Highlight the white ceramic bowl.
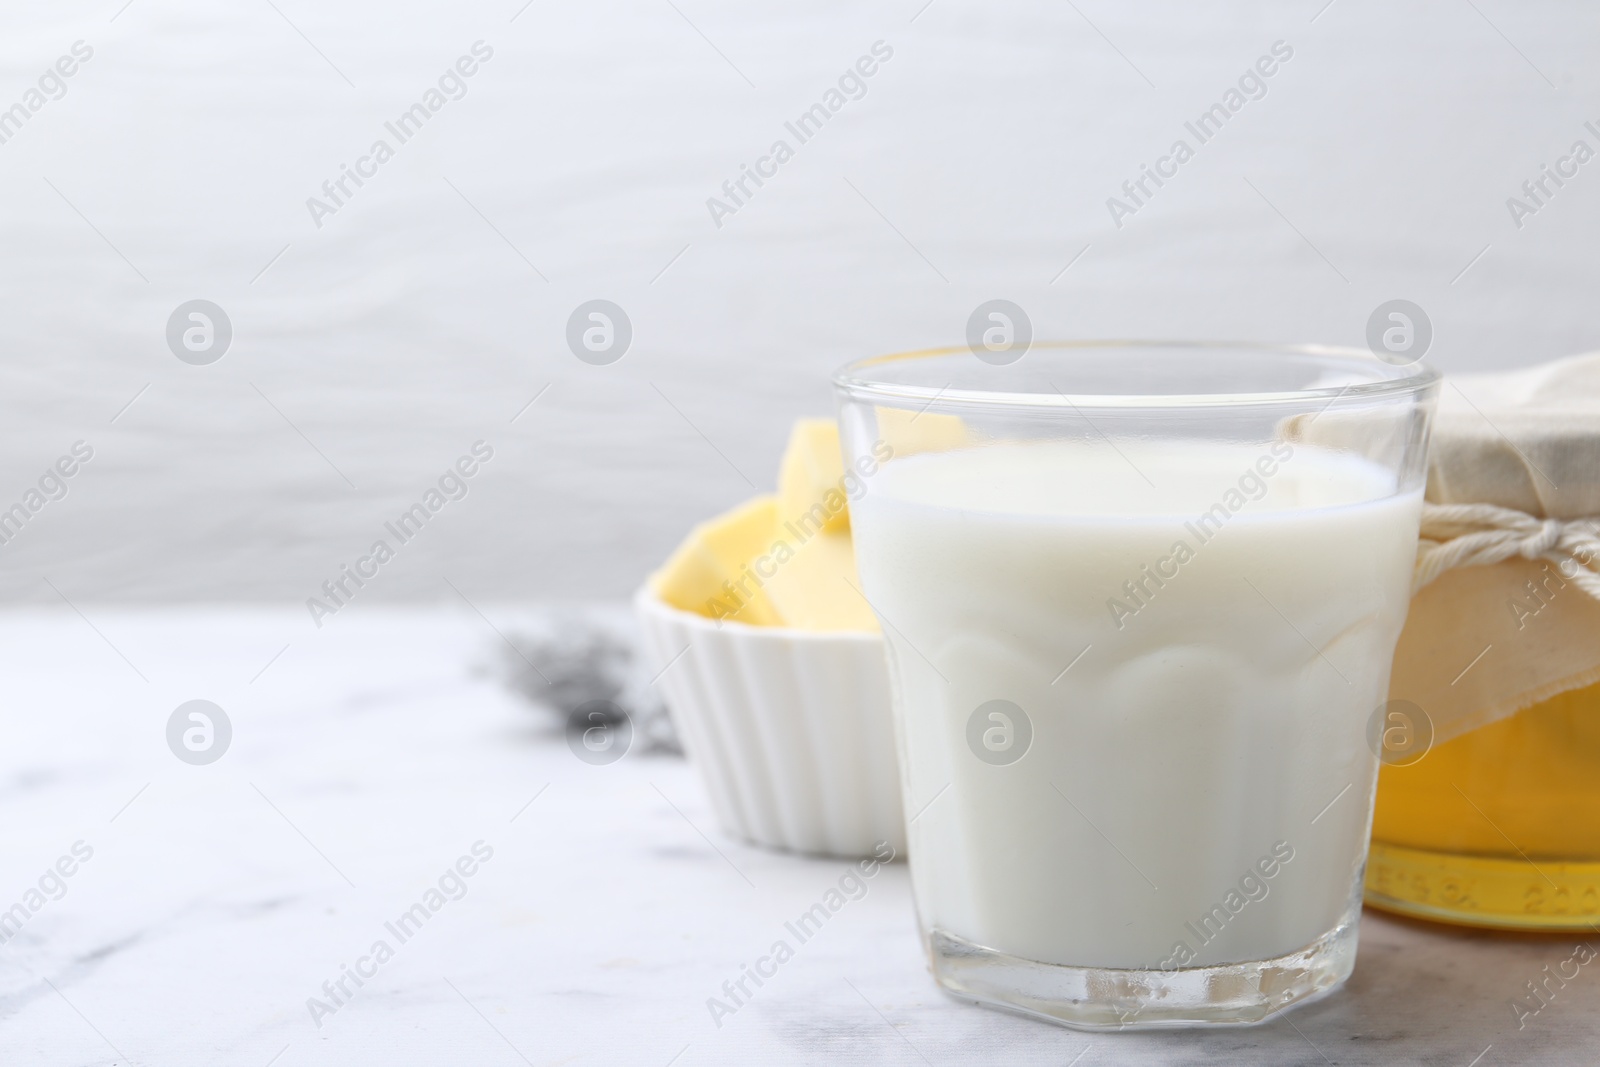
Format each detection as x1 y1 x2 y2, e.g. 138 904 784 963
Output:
634 588 904 858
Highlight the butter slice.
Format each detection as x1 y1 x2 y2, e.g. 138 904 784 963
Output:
779 418 851 534
649 418 883 633
650 495 784 627
764 527 879 632
874 405 970 458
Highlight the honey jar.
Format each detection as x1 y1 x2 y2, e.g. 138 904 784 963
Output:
1363 353 1600 930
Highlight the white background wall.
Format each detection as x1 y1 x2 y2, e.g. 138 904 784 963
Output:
1 0 1596 606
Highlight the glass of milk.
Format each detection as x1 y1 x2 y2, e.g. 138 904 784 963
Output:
834 342 1439 1029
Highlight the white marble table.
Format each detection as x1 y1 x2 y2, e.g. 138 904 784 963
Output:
1 609 1594 1066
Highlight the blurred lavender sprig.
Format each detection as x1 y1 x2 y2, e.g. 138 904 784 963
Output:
499 610 681 755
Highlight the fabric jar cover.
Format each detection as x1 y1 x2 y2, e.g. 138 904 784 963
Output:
1389 352 1600 744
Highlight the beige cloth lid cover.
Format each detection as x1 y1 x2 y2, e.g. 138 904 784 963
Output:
1391 352 1600 744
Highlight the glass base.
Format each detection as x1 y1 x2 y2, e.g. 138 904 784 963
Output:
1366 840 1600 930
927 912 1358 1031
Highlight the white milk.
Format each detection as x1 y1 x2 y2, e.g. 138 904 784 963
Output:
851 439 1421 971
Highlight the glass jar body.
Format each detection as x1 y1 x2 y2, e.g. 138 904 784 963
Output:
1368 679 1600 929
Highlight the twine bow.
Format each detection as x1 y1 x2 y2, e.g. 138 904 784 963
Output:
1413 502 1600 599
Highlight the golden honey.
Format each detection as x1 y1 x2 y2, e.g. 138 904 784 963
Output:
1366 679 1600 929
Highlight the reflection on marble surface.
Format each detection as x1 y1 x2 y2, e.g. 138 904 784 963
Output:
0 609 1594 1066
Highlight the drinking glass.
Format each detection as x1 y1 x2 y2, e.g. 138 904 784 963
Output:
833 342 1439 1029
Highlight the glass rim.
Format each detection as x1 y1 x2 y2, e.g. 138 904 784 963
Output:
831 340 1441 410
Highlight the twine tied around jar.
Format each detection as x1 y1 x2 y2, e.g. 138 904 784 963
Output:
1413 502 1600 599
